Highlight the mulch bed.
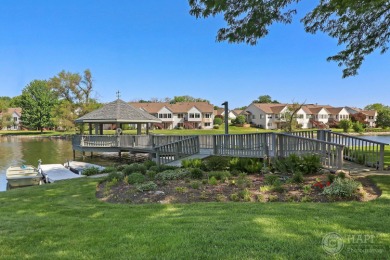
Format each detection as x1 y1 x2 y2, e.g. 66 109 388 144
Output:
96 174 381 204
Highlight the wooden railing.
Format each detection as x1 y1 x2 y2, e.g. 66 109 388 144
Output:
154 136 200 165
277 133 344 170
151 135 192 147
213 133 270 158
319 130 388 170
73 135 153 148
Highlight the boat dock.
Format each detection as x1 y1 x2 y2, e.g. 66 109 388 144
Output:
40 164 85 183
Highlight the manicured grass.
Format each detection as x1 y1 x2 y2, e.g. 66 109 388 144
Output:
0 176 389 259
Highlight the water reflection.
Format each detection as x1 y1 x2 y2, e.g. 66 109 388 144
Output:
0 136 141 192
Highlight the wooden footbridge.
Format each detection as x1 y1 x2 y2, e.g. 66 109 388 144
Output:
72 130 388 171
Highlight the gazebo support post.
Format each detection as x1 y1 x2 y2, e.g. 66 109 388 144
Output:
73 150 76 160
118 151 122 159
90 152 93 158
99 124 103 135
146 123 149 135
94 123 99 135
82 151 85 160
137 123 141 135
89 123 92 135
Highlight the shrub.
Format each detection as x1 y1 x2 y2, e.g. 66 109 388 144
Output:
237 173 251 188
268 195 279 202
272 181 285 193
190 168 204 179
353 122 364 133
272 154 321 175
327 174 336 183
208 171 231 180
337 171 347 179
190 181 200 189
230 169 242 176
322 178 361 197
146 170 157 180
127 172 145 184
216 194 227 202
203 156 230 171
155 169 190 181
339 119 352 133
257 194 266 202
122 163 147 176
229 157 262 173
301 154 321 174
264 174 279 185
82 167 101 176
213 117 223 125
175 186 188 193
135 181 157 192
303 185 312 194
213 125 220 129
143 160 157 169
149 165 178 173
100 166 117 174
230 193 240 202
239 188 252 202
105 172 124 182
259 185 272 192
182 158 203 169
292 172 304 184
209 176 218 185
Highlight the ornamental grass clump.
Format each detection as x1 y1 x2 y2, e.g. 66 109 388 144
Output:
322 178 361 197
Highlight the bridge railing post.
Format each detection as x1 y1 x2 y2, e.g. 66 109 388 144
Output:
379 144 385 171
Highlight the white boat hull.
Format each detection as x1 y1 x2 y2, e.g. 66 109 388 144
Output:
6 165 43 188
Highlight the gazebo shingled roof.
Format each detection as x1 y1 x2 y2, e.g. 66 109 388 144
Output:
74 99 161 123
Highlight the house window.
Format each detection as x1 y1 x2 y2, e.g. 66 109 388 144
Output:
275 114 279 119
189 113 194 118
178 113 184 118
14 117 18 122
369 116 374 119
267 115 272 119
204 123 211 127
204 113 211 118
267 122 272 127
159 113 172 118
297 114 304 119
195 113 200 118
252 115 255 119
259 114 263 119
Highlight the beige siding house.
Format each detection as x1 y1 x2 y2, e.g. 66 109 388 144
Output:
130 102 215 129
0 108 22 130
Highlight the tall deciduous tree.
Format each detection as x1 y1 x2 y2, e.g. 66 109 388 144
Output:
189 0 390 77
376 110 390 128
20 80 56 132
364 103 389 112
253 95 280 104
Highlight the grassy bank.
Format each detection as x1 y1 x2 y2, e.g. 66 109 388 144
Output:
0 176 389 259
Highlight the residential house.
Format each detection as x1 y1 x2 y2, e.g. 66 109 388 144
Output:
245 103 289 129
345 107 377 127
130 102 215 129
0 108 22 130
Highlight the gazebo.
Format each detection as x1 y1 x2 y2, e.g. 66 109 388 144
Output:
74 99 161 135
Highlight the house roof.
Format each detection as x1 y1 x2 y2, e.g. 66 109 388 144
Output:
361 110 377 116
232 109 243 116
214 108 225 116
251 103 288 114
130 102 214 113
325 107 344 115
0 107 22 117
74 99 161 123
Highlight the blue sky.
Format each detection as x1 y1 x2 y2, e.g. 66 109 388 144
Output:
1 1 389 109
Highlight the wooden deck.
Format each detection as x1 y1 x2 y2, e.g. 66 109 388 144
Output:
72 130 389 170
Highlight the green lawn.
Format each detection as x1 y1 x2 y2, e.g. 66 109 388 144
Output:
0 176 389 259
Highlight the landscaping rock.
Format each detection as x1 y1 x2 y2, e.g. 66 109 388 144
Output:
154 191 165 196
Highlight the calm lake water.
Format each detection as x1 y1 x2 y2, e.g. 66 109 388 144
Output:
0 136 129 192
